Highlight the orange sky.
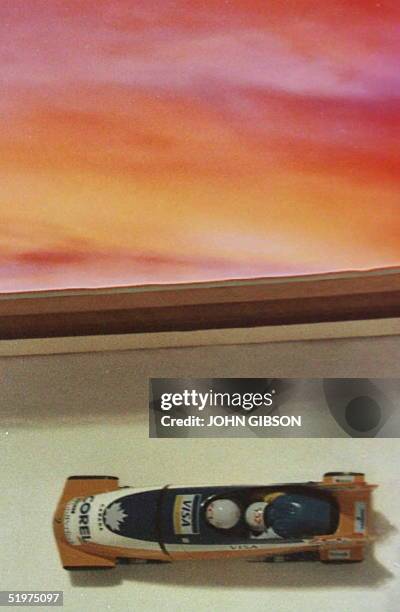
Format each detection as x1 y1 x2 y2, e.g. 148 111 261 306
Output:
1 1 400 292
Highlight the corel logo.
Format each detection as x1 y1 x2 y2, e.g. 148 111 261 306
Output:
78 496 94 542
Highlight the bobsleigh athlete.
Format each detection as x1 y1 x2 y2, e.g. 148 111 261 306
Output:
245 492 286 537
205 498 242 530
205 492 285 536
206 491 337 541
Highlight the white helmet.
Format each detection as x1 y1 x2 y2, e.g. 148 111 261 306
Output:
245 501 268 532
205 499 241 530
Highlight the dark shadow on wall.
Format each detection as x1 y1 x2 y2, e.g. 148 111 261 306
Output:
1 344 400 433
2 337 400 430
70 511 394 590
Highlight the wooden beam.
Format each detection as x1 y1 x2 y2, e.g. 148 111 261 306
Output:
0 269 399 340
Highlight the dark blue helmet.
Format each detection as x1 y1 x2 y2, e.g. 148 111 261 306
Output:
266 494 339 539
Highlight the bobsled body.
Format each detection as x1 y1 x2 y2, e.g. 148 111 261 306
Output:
53 473 376 569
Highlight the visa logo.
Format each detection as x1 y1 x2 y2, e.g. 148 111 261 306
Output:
181 500 193 527
174 495 200 535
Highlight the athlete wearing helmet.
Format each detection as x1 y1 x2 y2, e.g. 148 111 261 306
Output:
205 498 241 530
245 491 286 535
245 501 269 533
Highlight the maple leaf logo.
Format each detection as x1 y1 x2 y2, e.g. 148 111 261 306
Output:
104 502 128 532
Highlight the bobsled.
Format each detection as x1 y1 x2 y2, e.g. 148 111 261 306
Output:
53 472 376 570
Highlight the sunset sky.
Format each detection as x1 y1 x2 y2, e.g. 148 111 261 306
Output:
1 1 400 292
